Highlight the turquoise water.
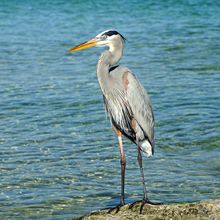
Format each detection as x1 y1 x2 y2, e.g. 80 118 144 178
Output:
1 0 220 219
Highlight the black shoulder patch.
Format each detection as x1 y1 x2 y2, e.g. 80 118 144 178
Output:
109 65 119 72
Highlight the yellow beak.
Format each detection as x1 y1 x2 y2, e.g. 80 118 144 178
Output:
68 38 99 52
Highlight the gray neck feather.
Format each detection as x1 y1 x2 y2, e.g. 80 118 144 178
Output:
96 39 123 96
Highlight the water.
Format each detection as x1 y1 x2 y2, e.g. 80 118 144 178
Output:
1 0 220 219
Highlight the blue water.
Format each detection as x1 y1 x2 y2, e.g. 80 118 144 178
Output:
1 0 220 219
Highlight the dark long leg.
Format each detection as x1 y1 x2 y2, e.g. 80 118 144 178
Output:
137 146 148 202
108 127 126 213
118 135 126 206
129 145 161 213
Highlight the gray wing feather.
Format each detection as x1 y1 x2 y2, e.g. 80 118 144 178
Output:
107 66 154 146
126 69 154 145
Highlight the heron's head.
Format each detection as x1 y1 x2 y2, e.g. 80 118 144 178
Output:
68 30 125 53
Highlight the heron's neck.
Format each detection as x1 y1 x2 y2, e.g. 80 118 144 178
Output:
96 43 123 95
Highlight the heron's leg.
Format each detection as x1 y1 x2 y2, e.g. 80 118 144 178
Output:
129 146 162 213
118 134 126 206
137 146 149 201
108 126 126 213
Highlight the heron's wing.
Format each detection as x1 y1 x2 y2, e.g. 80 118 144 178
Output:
106 66 154 149
120 67 154 146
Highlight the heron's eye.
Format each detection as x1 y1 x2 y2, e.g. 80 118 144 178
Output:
100 35 107 40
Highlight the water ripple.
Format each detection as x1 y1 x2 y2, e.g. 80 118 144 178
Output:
1 0 220 219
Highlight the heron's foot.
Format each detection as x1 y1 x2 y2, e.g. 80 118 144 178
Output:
129 198 162 214
108 203 125 214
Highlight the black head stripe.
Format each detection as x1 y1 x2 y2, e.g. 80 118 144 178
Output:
104 30 119 36
102 30 126 41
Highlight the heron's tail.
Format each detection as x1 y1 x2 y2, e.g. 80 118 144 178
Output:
140 140 154 157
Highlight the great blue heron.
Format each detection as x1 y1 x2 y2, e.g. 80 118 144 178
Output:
68 30 158 213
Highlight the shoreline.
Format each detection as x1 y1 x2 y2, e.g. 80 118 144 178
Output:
77 199 220 220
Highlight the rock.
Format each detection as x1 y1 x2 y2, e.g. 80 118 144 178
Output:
77 199 220 220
